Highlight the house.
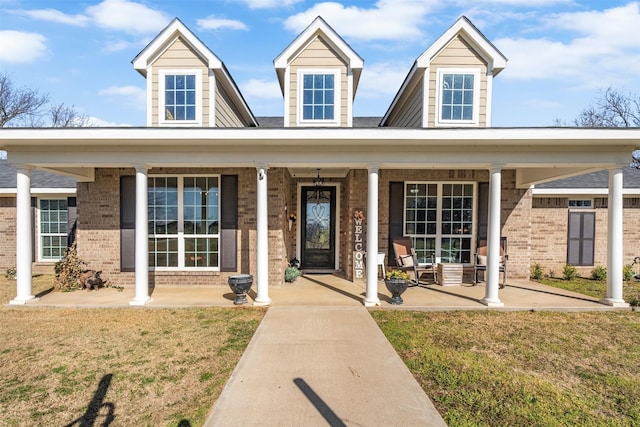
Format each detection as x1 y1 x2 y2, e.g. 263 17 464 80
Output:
1 16 638 307
0 159 76 275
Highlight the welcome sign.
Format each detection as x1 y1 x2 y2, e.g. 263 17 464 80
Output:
353 209 365 281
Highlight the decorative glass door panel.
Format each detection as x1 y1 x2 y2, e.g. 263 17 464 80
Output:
301 186 336 269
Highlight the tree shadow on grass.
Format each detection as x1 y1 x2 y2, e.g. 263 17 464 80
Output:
65 374 115 427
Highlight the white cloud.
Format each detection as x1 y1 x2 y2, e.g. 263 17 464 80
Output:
197 16 249 31
86 0 169 34
284 0 440 42
240 78 282 99
232 0 302 8
98 85 146 111
357 61 411 98
11 8 90 26
88 116 132 127
496 3 640 89
0 30 47 64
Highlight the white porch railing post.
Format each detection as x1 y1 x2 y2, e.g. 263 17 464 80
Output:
482 165 504 307
254 165 271 306
364 165 381 306
602 166 629 307
11 166 35 305
130 164 151 306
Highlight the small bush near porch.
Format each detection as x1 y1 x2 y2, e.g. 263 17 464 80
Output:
372 310 640 426
0 276 264 426
535 275 640 306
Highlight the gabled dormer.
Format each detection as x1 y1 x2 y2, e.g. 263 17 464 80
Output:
382 16 507 128
132 18 256 128
274 16 364 127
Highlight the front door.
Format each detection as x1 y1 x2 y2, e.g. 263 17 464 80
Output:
300 186 336 269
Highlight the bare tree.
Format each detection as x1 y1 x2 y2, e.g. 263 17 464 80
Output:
575 87 640 128
0 72 49 127
49 103 92 127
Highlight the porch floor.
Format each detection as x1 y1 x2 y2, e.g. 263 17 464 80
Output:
12 275 629 311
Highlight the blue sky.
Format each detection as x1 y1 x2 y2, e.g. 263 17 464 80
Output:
1 0 639 127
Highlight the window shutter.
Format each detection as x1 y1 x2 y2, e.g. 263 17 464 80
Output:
477 182 489 240
67 197 77 247
31 197 36 263
120 176 136 272
388 182 404 266
220 175 238 272
567 212 595 266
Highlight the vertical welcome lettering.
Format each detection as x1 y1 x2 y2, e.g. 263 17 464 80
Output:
353 209 365 281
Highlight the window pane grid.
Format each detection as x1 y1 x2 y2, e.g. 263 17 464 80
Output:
165 74 196 121
404 183 475 264
148 176 220 269
441 73 474 121
39 199 68 261
302 73 335 120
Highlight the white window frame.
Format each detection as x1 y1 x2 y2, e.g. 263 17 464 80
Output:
37 198 68 262
148 174 220 271
403 182 477 265
158 69 203 127
568 199 593 209
297 68 341 127
435 68 481 127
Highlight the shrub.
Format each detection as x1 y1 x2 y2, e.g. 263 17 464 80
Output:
562 264 578 281
530 263 544 280
54 242 85 292
284 266 301 283
623 264 634 282
5 267 16 280
590 265 607 281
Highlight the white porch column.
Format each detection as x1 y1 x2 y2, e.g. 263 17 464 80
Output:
10 167 35 305
130 165 151 306
254 165 271 306
364 165 381 306
601 166 629 307
482 165 504 307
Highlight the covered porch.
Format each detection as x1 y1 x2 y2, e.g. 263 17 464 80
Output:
2 127 637 308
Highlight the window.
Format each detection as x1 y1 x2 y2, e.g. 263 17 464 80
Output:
567 212 595 266
568 199 593 208
298 69 340 125
39 199 68 261
148 176 220 269
158 69 202 125
437 69 480 125
404 182 475 264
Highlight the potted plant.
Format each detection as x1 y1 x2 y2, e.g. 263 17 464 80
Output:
384 269 410 305
284 265 301 283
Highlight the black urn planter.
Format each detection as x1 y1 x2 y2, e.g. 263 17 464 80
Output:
384 279 409 305
228 274 253 305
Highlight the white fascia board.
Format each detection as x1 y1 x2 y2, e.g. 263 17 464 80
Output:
416 16 507 75
0 188 76 196
3 127 639 147
132 18 222 72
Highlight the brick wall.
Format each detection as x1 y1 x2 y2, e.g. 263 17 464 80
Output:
531 196 640 277
0 197 16 272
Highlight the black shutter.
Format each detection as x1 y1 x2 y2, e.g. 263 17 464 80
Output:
120 176 136 272
31 197 37 262
388 182 405 266
567 212 595 266
220 175 238 271
67 197 77 247
477 182 489 240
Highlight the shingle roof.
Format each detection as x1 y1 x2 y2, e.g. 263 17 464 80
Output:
536 168 640 189
0 160 76 189
255 116 382 128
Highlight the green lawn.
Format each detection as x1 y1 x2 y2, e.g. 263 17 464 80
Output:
537 276 640 306
372 310 640 427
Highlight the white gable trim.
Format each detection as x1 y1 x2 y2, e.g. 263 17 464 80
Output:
133 18 222 73
416 16 507 75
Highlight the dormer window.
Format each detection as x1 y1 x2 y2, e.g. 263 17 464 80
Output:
158 69 202 125
298 69 340 126
436 68 480 126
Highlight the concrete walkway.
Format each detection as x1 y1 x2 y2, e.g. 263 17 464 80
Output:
204 306 447 426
